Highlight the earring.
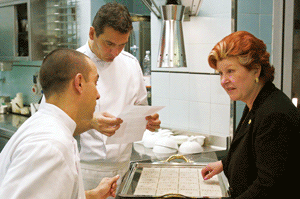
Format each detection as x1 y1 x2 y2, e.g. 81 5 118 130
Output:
255 77 259 83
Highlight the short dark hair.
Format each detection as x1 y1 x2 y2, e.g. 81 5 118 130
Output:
39 48 91 98
92 2 133 37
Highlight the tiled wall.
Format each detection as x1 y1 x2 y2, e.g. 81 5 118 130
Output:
0 65 41 105
151 0 232 136
151 0 273 135
235 0 273 126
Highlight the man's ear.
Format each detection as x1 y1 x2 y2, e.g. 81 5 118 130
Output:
89 26 95 40
74 73 84 94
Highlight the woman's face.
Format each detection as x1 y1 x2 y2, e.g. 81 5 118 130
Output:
216 56 260 104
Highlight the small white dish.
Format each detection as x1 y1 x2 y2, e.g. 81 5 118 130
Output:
172 135 189 144
153 145 177 154
154 136 178 150
179 137 203 155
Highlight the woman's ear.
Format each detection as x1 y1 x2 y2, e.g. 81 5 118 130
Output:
74 73 84 94
254 64 261 77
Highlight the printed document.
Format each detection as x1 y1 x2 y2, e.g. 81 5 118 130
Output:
106 105 164 144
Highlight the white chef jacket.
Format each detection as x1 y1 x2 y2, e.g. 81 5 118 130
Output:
0 103 85 199
77 42 147 165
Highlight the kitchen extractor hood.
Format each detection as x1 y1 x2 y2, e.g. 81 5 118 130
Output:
158 2 186 68
141 0 203 19
141 0 203 68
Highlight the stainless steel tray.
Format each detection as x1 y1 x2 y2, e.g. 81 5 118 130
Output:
117 155 229 198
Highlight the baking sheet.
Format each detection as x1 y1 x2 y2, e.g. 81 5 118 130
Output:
117 162 229 198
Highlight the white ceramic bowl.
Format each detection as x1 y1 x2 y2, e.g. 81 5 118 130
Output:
154 136 178 150
153 145 177 154
195 135 205 146
179 140 203 154
143 131 160 148
172 135 189 144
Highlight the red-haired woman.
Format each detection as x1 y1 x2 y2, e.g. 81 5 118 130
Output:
201 31 299 198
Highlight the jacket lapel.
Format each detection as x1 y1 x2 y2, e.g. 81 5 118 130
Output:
230 82 276 147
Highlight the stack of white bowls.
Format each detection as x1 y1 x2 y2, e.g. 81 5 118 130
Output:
141 129 206 156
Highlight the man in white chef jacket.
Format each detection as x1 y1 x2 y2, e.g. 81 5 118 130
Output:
0 49 119 199
77 2 161 192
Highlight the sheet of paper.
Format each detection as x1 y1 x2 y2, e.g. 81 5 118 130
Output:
106 105 165 144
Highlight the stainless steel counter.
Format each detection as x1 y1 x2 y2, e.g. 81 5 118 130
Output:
0 113 29 152
0 113 29 134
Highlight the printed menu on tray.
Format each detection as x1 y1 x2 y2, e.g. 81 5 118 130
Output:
134 167 222 197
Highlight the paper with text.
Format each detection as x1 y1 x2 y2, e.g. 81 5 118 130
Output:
106 105 165 144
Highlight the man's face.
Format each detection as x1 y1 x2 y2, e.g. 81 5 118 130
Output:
90 26 130 62
82 59 100 120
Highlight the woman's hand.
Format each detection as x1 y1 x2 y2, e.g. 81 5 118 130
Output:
201 160 223 180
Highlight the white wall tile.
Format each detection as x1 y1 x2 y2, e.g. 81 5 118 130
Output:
210 104 230 135
186 43 215 73
151 72 170 99
151 97 170 128
183 17 231 44
189 74 211 103
189 101 210 134
169 73 189 100
151 0 233 134
151 44 159 70
210 75 230 105
169 99 189 130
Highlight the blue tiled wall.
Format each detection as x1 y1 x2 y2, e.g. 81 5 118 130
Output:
235 0 273 126
0 64 42 105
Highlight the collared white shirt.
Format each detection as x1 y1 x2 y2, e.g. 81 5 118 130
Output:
77 42 148 164
0 103 85 199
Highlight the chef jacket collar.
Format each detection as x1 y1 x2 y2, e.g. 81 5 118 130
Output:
38 102 77 137
84 41 106 64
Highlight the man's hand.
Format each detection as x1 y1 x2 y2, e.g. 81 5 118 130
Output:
145 113 161 132
85 175 120 199
92 112 123 137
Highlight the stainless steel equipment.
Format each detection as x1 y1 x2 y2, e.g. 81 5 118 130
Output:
124 16 151 67
117 155 229 198
157 4 187 68
41 0 78 55
141 0 203 68
0 0 47 61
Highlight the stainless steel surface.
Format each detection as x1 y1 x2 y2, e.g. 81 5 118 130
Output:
131 132 230 162
0 0 78 61
42 0 78 56
0 0 47 61
181 0 203 16
118 154 229 198
0 62 13 71
124 20 150 67
141 0 162 19
0 5 16 60
0 113 28 152
157 4 187 68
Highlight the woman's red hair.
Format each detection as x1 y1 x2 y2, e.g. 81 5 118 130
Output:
208 31 275 82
